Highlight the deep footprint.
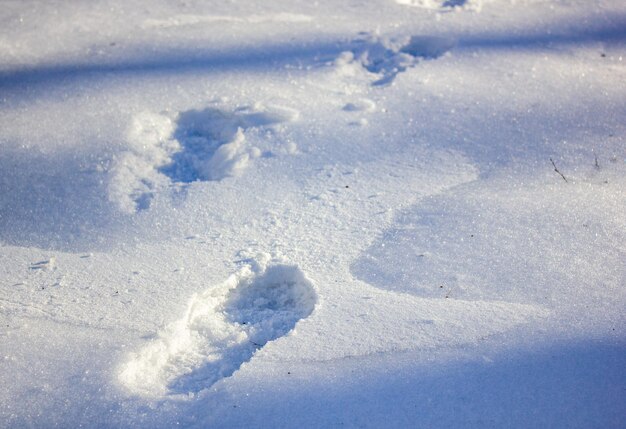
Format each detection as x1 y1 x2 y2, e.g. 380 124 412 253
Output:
119 261 316 398
108 105 298 213
161 106 297 183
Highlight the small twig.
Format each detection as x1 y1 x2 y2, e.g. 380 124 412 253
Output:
550 158 568 183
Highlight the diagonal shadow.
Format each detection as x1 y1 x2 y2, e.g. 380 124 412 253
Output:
458 20 626 51
1 15 625 92
0 41 347 92
192 339 626 429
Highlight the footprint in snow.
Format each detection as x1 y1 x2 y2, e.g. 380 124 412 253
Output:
335 33 455 86
118 259 317 398
395 0 486 12
108 104 299 213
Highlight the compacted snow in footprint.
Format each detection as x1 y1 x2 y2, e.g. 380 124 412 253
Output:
1 0 625 428
119 260 316 398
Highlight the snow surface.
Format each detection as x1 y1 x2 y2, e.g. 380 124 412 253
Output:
1 0 625 427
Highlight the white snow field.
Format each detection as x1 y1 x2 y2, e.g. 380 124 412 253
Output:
1 0 625 427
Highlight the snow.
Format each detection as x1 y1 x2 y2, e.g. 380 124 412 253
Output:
119 259 317 399
1 0 625 427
